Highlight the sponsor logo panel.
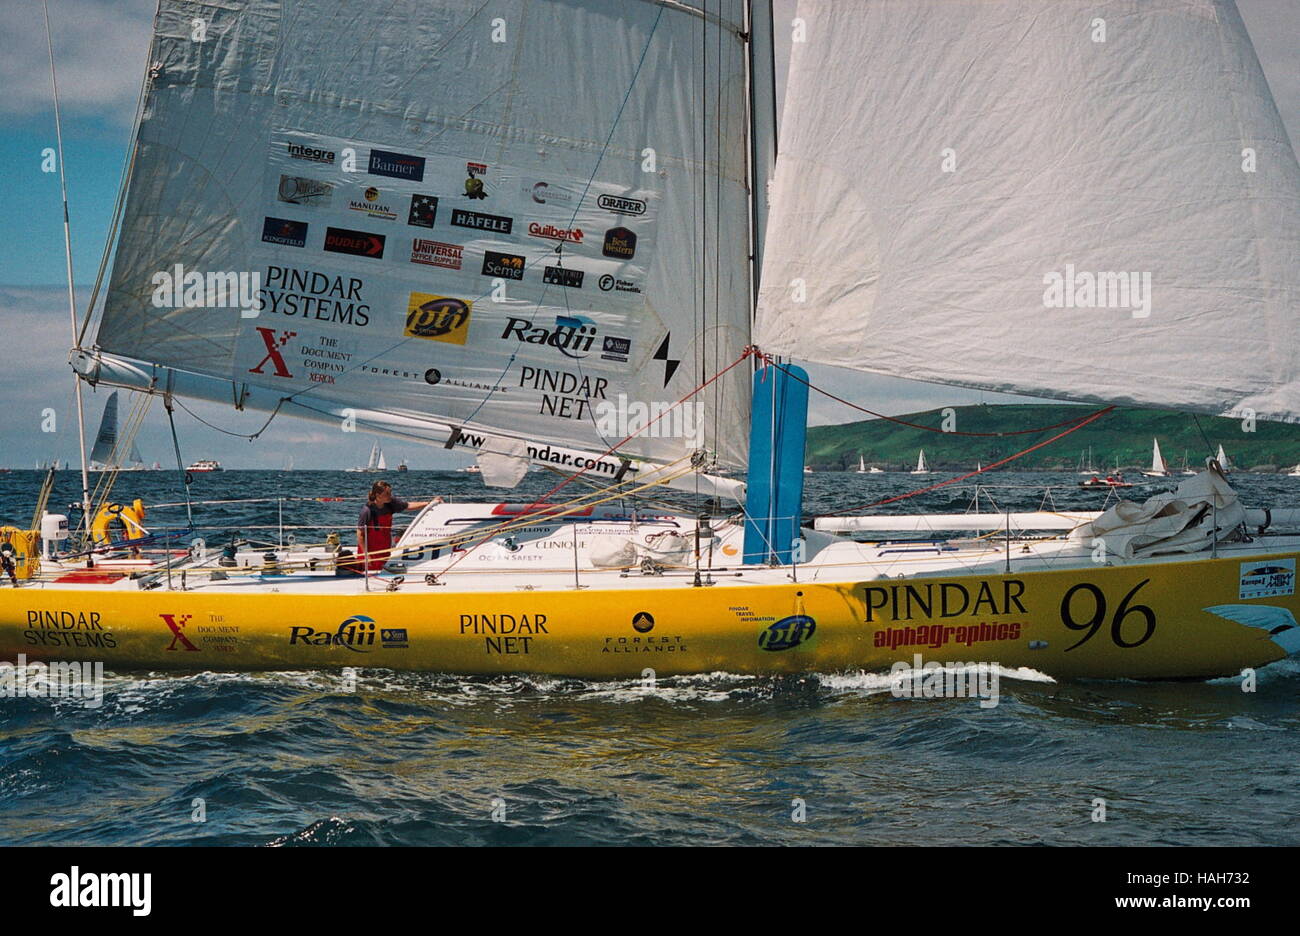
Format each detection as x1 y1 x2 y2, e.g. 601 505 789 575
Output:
602 226 637 259
1239 559 1296 599
407 194 438 227
22 609 118 649
368 148 426 181
261 217 308 247
405 293 473 345
323 226 386 259
451 208 513 234
347 186 398 221
277 175 333 206
598 194 647 216
758 615 817 652
287 142 335 164
463 161 488 199
288 615 407 652
459 612 549 655
410 239 463 269
528 222 583 244
598 274 640 294
543 265 584 289
481 250 525 280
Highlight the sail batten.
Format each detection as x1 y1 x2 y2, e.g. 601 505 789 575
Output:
96 0 755 470
756 0 1300 423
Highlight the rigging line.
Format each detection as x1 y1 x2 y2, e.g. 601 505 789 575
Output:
1191 413 1217 460
43 0 94 544
762 357 1115 437
712 0 724 457
523 346 757 512
815 405 1115 518
171 395 284 440
163 392 193 527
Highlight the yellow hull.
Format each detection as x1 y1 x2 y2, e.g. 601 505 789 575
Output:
3 551 1295 680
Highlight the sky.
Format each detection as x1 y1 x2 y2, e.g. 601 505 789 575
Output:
0 0 1296 469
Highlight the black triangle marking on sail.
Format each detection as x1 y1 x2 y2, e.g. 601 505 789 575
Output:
653 334 680 387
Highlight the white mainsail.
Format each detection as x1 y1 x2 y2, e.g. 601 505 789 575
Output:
89 0 755 480
756 0 1300 423
911 449 928 474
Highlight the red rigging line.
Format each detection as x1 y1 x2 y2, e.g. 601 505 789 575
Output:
519 345 761 514
816 405 1115 518
766 359 1112 437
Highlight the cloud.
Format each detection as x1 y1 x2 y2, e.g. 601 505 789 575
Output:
0 0 155 125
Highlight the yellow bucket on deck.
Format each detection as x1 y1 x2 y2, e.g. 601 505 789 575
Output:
0 527 40 580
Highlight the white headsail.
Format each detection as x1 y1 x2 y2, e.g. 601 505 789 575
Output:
756 0 1300 423
89 0 756 480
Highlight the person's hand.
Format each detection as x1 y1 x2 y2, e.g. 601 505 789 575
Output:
433 496 444 504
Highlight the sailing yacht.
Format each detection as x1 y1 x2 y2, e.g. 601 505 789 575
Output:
347 441 387 473
1141 438 1171 478
10 1 1300 683
910 450 931 475
1216 444 1234 474
87 391 151 472
1076 447 1099 475
856 455 866 474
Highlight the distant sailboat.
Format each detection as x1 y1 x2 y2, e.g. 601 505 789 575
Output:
856 455 866 474
1141 438 1171 477
910 450 931 475
88 391 149 471
1077 446 1098 475
1216 444 1233 474
347 441 386 473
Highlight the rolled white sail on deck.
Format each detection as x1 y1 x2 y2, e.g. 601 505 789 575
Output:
756 0 1300 423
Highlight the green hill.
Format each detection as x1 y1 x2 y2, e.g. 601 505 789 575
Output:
806 404 1300 472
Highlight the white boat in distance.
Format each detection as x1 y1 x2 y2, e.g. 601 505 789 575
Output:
1141 438 1171 478
910 449 931 475
185 459 222 472
347 441 388 473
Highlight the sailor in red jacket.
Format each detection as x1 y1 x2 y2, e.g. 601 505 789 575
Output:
356 480 438 571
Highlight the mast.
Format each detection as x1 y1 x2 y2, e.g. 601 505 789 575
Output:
42 0 93 541
745 0 777 305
